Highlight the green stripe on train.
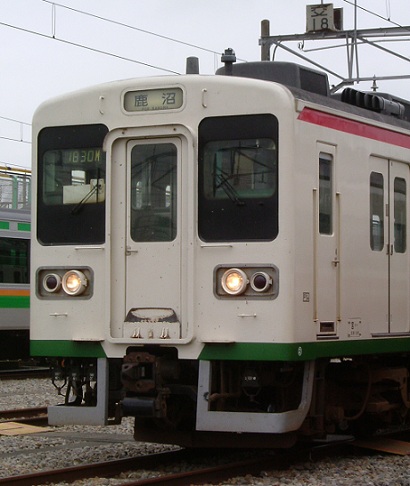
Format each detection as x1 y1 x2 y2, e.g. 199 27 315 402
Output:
199 338 410 362
0 221 30 231
17 222 31 231
30 340 106 358
0 296 30 308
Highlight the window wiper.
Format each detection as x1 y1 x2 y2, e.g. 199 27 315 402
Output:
215 174 244 206
71 184 99 215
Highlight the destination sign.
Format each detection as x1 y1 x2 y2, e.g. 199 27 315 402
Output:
124 88 183 112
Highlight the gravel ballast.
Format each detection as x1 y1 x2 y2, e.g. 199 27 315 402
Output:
1 377 410 485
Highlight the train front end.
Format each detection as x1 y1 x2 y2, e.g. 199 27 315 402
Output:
30 68 311 447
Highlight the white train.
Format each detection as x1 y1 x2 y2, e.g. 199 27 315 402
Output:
31 51 410 447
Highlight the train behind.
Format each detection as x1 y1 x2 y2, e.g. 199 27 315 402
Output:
30 49 410 447
0 171 31 361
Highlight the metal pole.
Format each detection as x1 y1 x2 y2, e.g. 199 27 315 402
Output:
261 19 271 61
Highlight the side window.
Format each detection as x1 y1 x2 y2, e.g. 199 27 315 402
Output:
370 172 384 251
319 153 333 235
394 177 406 253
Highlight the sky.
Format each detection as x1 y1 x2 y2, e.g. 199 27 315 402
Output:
1 0 409 170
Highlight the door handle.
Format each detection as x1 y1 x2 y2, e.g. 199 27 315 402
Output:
126 246 138 256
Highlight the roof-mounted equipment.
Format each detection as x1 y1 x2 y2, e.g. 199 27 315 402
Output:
342 87 405 119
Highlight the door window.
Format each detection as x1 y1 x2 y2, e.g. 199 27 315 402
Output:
394 177 406 253
130 143 177 242
319 153 333 235
370 172 384 251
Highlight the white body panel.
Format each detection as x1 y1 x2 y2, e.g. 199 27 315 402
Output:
30 74 410 360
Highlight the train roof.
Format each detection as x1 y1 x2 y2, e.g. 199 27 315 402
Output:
216 60 410 131
288 84 410 131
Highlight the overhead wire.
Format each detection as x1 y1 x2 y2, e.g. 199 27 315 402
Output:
41 0 225 57
0 112 32 150
0 20 181 75
0 136 30 144
0 115 31 126
342 0 410 32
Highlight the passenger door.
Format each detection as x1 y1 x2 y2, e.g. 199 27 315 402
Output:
369 156 409 334
314 146 339 335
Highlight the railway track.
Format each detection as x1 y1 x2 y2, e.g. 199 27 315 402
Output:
0 406 48 426
1 408 408 486
0 439 355 486
0 367 50 380
0 449 281 486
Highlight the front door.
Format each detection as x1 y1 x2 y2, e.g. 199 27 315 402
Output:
123 138 182 340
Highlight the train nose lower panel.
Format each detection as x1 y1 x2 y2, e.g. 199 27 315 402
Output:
196 360 315 434
120 348 315 436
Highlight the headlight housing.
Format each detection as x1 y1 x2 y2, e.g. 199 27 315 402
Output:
37 267 92 299
221 268 248 295
216 265 278 299
250 272 272 293
62 270 88 296
42 273 62 293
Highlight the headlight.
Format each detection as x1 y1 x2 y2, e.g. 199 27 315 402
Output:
250 272 272 293
62 270 88 296
221 268 248 295
42 273 62 293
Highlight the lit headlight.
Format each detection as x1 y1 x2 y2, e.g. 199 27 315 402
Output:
42 273 62 293
221 268 248 295
62 270 88 296
250 272 272 293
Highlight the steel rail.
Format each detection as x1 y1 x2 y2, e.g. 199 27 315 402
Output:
0 441 358 486
0 407 48 425
0 449 197 486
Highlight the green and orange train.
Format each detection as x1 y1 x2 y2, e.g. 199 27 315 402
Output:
0 208 30 360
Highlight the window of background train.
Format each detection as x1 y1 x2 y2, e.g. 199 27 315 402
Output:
319 153 333 235
0 238 29 283
370 172 384 251
130 143 177 242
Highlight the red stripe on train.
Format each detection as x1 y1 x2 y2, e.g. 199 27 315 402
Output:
298 107 410 149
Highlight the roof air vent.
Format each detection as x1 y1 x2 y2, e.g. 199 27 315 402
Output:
342 87 405 119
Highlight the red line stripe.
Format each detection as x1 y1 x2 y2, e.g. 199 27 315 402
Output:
298 107 410 150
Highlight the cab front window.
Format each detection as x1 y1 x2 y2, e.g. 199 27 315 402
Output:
37 124 108 245
198 114 278 241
